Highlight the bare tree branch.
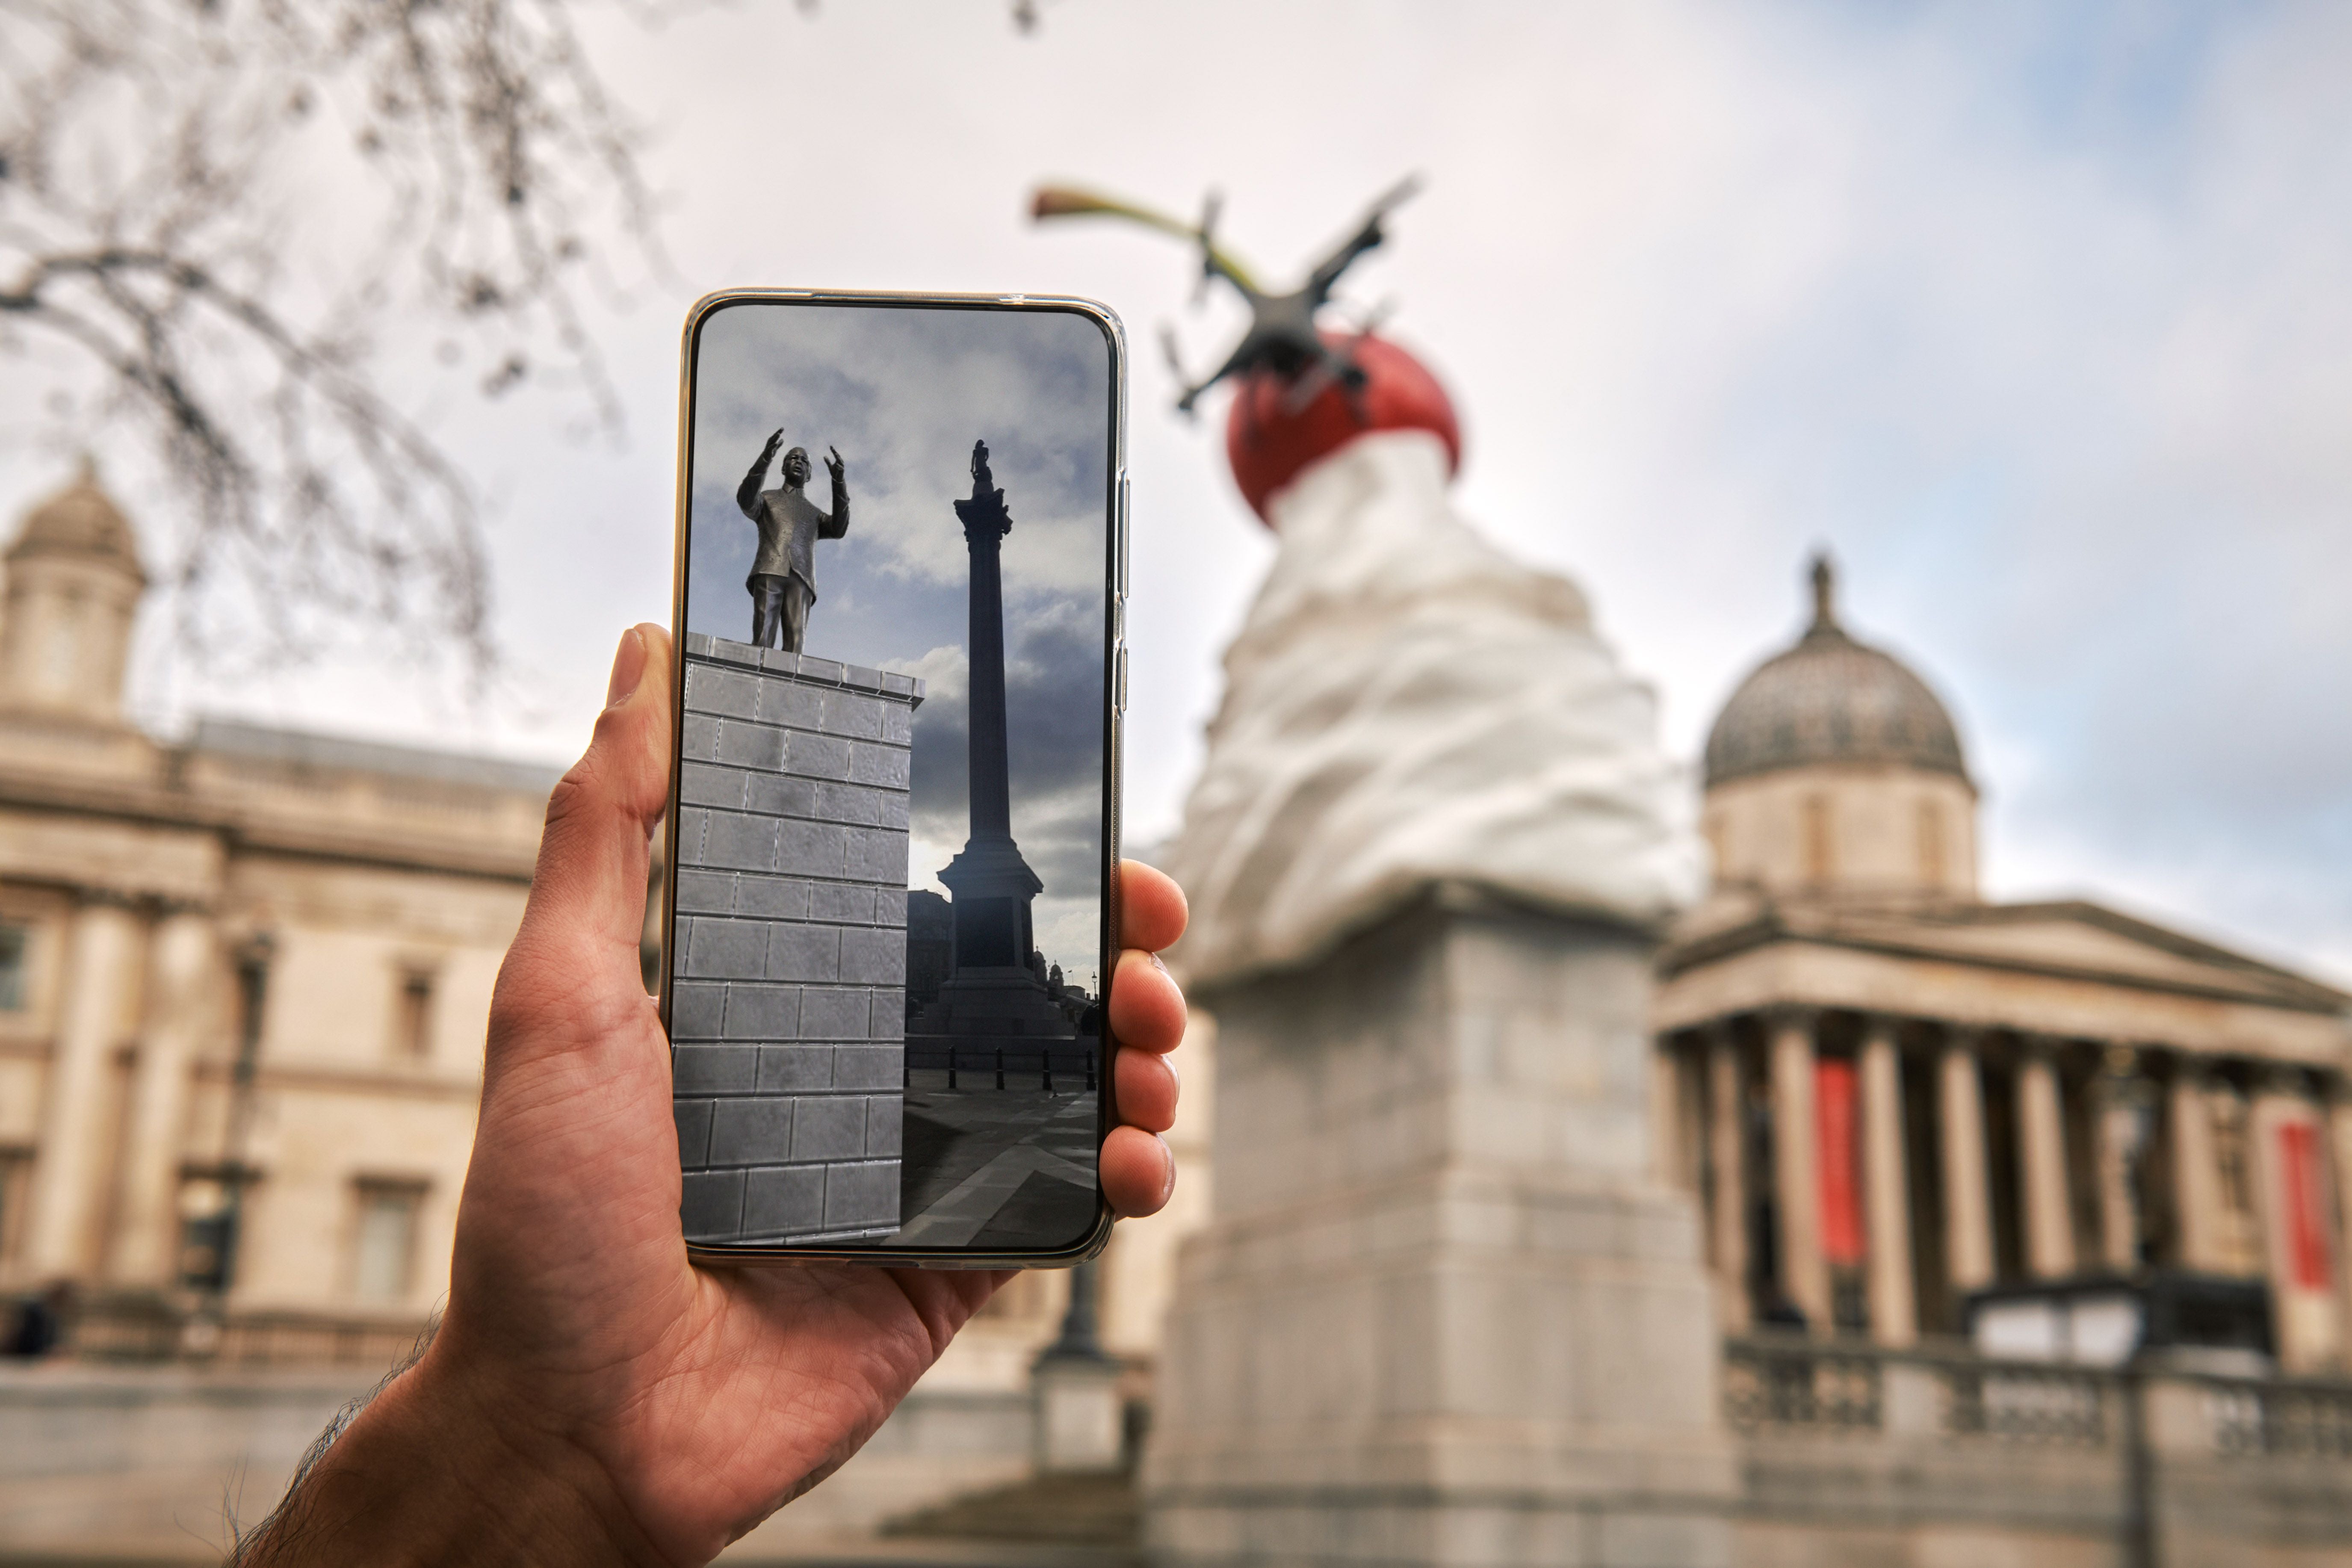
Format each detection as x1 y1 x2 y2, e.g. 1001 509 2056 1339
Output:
0 0 670 684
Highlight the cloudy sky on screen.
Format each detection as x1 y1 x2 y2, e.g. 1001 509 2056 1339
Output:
686 302 1111 983
12 2 2350 984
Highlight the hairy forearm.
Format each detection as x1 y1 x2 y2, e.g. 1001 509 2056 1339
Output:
232 1347 641 1568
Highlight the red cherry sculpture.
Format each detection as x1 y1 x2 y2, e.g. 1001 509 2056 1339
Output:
1224 332 1462 525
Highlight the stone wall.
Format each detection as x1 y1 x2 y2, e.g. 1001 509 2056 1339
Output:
0 1364 1034 1562
671 634 921 1246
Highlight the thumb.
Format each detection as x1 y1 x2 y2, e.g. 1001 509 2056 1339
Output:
513 624 674 969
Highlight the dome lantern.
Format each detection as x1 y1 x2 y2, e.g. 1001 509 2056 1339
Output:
1701 555 1978 901
0 459 149 724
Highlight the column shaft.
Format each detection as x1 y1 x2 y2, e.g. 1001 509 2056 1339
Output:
2095 1053 2148 1275
1707 1031 1750 1334
2017 1045 2077 1279
106 910 215 1285
24 899 142 1279
1769 1013 1830 1334
1939 1035 1996 1294
1860 1019 1916 1347
2331 1092 2352 1354
2171 1069 2228 1273
2251 1078 2343 1373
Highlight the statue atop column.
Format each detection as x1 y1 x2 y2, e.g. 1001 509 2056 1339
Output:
735 432 848 651
937 438 1042 969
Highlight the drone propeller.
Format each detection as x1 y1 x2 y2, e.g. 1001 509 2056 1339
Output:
1363 172 1425 222
1160 323 1202 419
1192 190 1224 308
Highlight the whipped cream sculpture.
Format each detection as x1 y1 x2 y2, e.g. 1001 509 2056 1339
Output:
1164 431 1701 987
1035 180 1701 988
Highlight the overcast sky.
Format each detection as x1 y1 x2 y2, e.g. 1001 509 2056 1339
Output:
8 2 2349 986
686 301 1111 981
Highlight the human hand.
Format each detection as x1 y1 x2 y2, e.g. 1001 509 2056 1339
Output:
824 444 846 484
762 427 785 452
234 624 1189 1566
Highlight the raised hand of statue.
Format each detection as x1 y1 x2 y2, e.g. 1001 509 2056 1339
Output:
761 428 785 456
824 445 846 487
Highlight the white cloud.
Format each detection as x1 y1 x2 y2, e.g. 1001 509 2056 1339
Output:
25 2 2347 986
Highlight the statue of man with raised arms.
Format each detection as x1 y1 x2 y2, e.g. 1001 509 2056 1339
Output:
736 433 848 652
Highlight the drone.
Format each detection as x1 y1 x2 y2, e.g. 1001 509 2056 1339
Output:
1032 175 1422 418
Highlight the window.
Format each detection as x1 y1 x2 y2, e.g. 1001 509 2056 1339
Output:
0 924 27 1011
1802 795 1834 883
0 1151 30 1263
38 599 79 694
177 1175 236 1292
351 1181 425 1305
1917 799 1947 889
393 968 435 1060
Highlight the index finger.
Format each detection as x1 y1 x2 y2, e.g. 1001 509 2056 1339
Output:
1117 859 1187 954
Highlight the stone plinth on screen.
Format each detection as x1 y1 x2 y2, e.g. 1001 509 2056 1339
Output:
670 632 921 1246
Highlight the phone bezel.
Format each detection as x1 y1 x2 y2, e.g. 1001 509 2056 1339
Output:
663 288 1128 1270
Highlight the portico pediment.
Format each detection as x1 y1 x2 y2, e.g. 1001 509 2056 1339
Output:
1809 900 2345 1013
1667 896 2345 1014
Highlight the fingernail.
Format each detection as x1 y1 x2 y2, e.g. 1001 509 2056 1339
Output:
1149 953 1170 976
605 627 647 709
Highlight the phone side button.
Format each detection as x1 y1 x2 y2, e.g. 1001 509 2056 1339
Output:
1116 472 1131 599
1115 645 1128 712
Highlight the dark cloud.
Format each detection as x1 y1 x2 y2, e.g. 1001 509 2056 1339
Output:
683 302 1113 668
676 298 1114 985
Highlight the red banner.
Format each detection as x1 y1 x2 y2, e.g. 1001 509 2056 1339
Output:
1816 1058 1865 1267
2279 1121 2333 1292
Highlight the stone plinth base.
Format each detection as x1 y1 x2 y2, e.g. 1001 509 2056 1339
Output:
1144 893 1735 1567
1034 1354 1126 1474
671 634 921 1246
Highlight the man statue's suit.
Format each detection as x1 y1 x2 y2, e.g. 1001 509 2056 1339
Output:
736 437 849 652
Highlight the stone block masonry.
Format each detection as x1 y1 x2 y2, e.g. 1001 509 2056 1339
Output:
671 633 923 1245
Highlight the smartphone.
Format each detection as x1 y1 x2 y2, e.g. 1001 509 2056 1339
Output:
662 290 1127 1267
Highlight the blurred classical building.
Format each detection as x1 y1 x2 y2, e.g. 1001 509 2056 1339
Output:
0 465 554 1355
1654 557 2352 1373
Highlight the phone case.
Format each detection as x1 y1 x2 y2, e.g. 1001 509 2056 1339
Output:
662 289 1127 1268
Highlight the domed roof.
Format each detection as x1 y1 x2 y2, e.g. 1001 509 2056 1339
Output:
6 459 146 581
1704 556 1968 789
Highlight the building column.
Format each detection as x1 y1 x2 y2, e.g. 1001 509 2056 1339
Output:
106 907 216 1286
1706 1024 1750 1333
2095 1047 2153 1274
1768 1009 1830 1334
2170 1064 2228 1273
1859 1015 1916 1347
2016 1037 2077 1279
2328 1081 2352 1352
24 894 143 1280
1938 1028 1996 1295
1649 1036 1683 1189
2251 1071 2342 1373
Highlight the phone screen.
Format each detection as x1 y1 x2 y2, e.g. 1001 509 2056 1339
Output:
667 296 1121 1258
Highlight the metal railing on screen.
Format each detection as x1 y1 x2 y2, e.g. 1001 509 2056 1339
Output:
902 1042 1098 1094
